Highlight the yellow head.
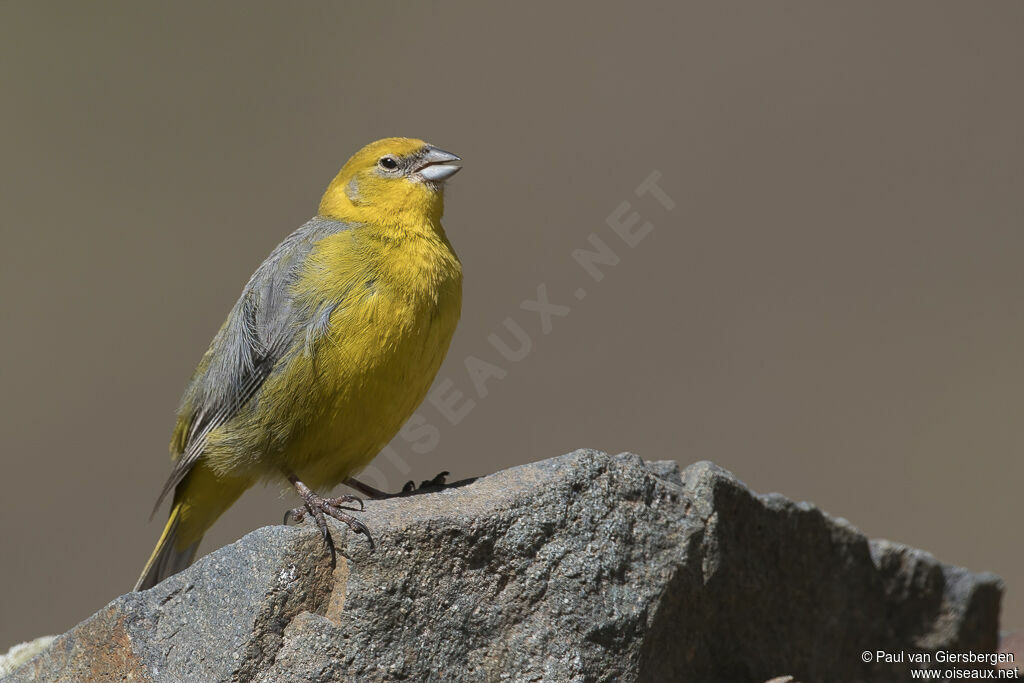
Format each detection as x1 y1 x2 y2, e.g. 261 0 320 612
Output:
319 137 462 225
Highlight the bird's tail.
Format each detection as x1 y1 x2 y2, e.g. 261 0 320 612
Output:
133 500 198 592
134 462 248 591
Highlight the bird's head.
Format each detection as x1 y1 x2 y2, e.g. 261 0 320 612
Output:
319 137 462 225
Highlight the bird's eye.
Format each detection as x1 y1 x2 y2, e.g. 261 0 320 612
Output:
378 156 398 170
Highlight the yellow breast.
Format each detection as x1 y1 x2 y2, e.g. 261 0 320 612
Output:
259 221 462 489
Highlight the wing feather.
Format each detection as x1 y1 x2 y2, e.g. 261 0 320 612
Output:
150 217 353 516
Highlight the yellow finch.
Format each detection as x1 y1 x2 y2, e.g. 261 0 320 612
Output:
135 138 463 591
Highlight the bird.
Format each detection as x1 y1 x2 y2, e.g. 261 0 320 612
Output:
134 137 463 591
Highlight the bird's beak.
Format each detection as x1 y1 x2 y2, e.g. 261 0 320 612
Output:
414 147 462 182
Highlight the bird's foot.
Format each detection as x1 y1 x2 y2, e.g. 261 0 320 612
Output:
343 477 391 499
284 475 375 558
402 470 450 494
344 470 450 498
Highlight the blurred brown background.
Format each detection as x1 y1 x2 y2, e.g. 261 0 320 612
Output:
2 2 1022 649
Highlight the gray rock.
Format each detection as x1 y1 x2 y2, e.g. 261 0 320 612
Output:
5 450 1003 682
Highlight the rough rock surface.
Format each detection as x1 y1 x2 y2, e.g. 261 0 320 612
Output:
0 637 55 677
6 450 1004 682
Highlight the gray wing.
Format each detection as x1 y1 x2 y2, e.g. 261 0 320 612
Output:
152 216 353 514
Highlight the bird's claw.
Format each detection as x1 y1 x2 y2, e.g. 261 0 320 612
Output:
326 494 365 512
284 493 363 521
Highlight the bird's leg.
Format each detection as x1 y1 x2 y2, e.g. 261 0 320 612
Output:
343 477 390 499
345 471 451 498
284 474 375 554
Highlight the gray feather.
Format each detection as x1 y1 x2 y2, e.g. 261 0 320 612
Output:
152 216 356 514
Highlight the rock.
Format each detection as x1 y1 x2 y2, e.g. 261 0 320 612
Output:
0 637 56 677
5 450 1004 682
